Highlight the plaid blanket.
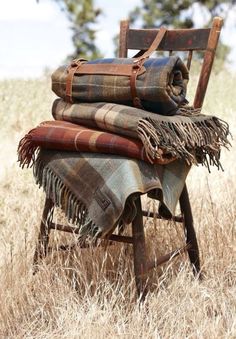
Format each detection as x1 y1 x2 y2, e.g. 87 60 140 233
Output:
18 120 174 168
34 149 190 237
52 99 230 170
51 56 189 115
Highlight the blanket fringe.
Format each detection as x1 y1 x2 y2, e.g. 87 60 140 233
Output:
18 115 231 171
17 128 39 168
17 122 50 168
137 116 231 170
177 105 202 116
34 156 99 238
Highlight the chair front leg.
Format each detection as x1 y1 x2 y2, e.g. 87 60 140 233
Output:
33 197 54 270
179 184 201 276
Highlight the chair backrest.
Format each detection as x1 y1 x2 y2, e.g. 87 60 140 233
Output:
119 17 223 109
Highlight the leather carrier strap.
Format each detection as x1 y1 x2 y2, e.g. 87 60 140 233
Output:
65 27 167 106
69 63 146 76
66 59 87 103
130 26 167 108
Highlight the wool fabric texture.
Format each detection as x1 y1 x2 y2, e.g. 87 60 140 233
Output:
52 99 230 171
18 120 174 168
34 149 190 237
51 56 189 115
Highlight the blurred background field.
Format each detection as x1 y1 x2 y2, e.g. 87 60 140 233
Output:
0 67 235 337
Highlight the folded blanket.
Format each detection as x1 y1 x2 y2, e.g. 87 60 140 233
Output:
17 120 174 168
51 56 189 115
34 149 190 237
52 99 230 170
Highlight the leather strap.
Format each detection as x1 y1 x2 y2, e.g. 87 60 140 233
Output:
66 59 87 103
65 27 167 106
130 27 167 108
71 63 146 76
130 64 143 108
135 27 167 61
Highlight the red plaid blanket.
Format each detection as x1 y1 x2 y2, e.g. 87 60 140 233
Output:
18 120 175 168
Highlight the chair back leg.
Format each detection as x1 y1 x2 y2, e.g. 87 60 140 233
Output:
179 184 201 275
132 196 148 300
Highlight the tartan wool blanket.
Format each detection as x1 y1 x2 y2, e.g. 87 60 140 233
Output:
51 56 189 115
18 120 174 168
34 149 190 237
52 99 230 170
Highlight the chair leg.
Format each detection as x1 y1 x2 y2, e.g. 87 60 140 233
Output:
33 197 54 269
179 184 201 275
132 195 148 300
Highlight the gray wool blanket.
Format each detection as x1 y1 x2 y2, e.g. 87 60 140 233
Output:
34 149 190 238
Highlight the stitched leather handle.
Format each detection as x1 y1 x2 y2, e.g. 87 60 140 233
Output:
130 27 167 108
71 63 146 76
135 27 167 61
65 27 167 105
132 27 167 60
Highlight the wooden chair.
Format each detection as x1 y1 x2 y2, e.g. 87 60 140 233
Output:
33 17 223 299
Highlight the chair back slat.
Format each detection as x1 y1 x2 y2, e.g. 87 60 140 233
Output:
119 17 223 110
127 28 211 51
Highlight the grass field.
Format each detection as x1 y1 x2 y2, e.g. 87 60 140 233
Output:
0 69 235 338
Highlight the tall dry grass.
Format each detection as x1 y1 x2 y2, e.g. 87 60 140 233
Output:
0 69 235 338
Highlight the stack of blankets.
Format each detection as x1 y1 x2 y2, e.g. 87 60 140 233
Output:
18 56 230 237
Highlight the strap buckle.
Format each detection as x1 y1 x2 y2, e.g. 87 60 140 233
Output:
68 58 87 71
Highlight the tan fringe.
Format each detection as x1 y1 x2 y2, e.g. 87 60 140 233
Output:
18 114 230 171
137 116 231 170
17 131 39 168
17 122 49 168
177 105 202 116
33 157 99 237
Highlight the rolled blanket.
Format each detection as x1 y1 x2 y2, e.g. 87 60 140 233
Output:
51 56 189 115
17 120 175 168
52 99 230 170
34 149 190 237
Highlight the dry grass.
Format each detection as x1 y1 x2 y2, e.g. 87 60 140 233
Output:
0 70 235 338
